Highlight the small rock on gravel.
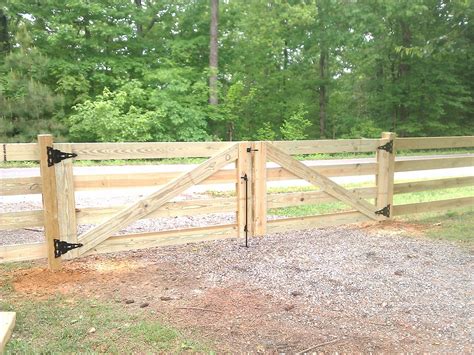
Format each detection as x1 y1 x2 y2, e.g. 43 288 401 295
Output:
140 302 150 308
124 299 135 304
160 296 172 301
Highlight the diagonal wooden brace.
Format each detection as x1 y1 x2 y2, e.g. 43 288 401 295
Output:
77 144 239 255
265 143 380 220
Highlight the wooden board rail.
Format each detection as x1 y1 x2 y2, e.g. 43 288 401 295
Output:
396 136 474 150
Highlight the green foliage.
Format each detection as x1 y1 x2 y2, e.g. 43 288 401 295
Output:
280 106 312 140
0 0 472 142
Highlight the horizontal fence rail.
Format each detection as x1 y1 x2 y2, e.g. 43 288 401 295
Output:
1 134 473 267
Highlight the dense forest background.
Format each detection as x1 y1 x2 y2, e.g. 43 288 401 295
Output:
0 0 472 143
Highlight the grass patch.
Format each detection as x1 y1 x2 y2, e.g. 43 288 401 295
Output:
397 207 474 247
0 295 209 353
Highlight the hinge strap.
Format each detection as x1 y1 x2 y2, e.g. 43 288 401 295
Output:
47 147 77 167
375 204 391 218
377 140 393 154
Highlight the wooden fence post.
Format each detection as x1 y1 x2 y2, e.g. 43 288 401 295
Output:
376 132 396 219
237 142 253 240
38 134 61 270
54 143 78 259
252 141 267 235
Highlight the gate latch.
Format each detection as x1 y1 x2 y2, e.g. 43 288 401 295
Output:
375 205 391 218
47 147 77 167
54 239 83 258
377 140 393 154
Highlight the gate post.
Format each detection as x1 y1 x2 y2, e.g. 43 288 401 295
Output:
376 132 396 219
38 134 61 270
237 142 253 240
54 143 78 259
252 141 267 235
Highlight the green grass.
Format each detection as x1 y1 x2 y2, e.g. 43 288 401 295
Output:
397 208 474 247
0 261 210 353
0 296 210 353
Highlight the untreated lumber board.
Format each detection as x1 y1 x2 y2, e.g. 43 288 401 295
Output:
3 143 38 161
72 162 376 191
266 143 379 220
253 141 267 235
236 142 253 238
267 187 376 209
395 156 473 172
394 177 474 194
55 143 78 259
76 198 236 225
0 242 47 263
376 132 396 218
396 136 474 150
83 224 237 255
0 210 43 230
271 139 380 154
38 134 61 270
267 211 370 234
0 177 42 196
63 142 233 160
0 312 16 352
0 198 237 230
77 144 239 255
392 197 473 216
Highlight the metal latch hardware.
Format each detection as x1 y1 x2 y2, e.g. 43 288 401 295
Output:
375 205 391 218
377 140 393 154
54 239 83 258
47 147 77 167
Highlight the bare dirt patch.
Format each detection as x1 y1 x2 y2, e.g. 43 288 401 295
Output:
4 225 473 353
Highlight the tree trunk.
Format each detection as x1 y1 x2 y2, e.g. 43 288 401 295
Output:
135 0 143 35
319 50 327 139
0 9 9 55
209 0 219 105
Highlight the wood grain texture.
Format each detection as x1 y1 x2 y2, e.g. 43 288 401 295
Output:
76 198 236 225
376 132 396 218
392 197 473 215
252 142 267 235
395 156 473 172
236 142 253 238
0 312 16 352
267 187 376 209
55 143 78 259
72 162 376 191
0 177 42 195
396 136 474 150
65 142 233 160
77 144 239 255
267 211 370 233
83 224 237 255
394 176 473 194
266 143 379 220
0 242 47 263
0 210 43 230
3 143 38 161
38 134 61 270
271 139 380 154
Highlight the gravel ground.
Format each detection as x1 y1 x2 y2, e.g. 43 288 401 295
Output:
140 226 473 352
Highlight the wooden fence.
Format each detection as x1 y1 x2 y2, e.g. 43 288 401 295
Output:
1 133 473 270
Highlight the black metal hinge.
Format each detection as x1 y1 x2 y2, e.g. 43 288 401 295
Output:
375 204 391 218
246 147 259 153
377 140 393 154
47 147 77 167
54 239 83 258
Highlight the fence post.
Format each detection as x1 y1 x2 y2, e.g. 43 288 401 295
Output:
237 142 253 240
376 132 396 219
252 141 267 235
54 143 78 259
38 134 61 270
